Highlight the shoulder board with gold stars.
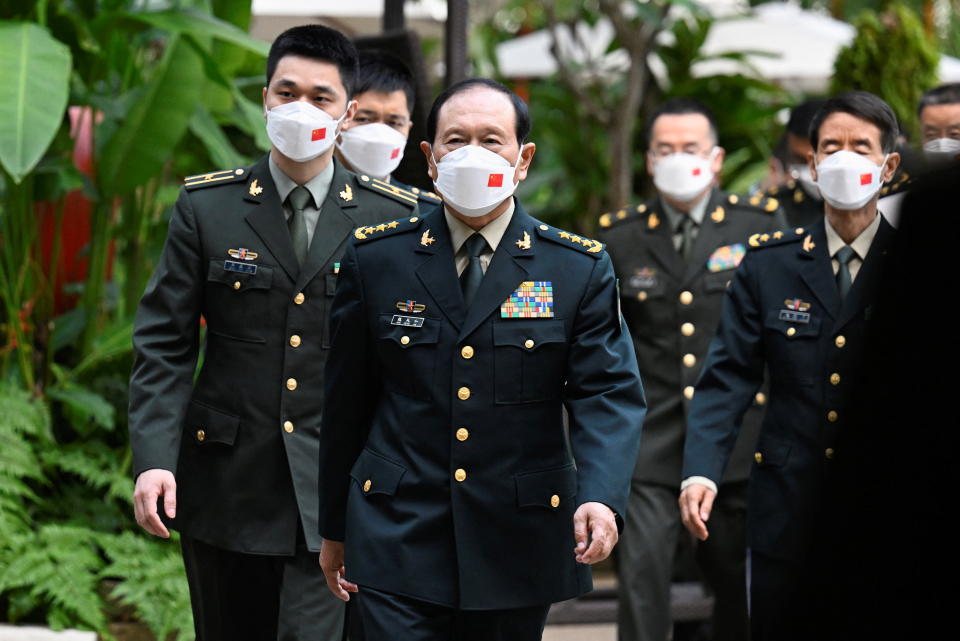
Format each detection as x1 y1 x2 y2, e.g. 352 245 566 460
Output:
747 226 807 250
880 171 910 197
597 202 654 229
408 186 442 203
729 192 781 214
353 215 423 243
183 167 248 191
355 175 419 206
534 222 604 257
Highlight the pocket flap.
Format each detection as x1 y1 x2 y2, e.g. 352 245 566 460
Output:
764 309 821 338
207 259 273 290
515 464 577 509
493 320 565 351
704 271 734 292
756 436 791 467
349 449 406 496
184 401 239 445
378 314 441 347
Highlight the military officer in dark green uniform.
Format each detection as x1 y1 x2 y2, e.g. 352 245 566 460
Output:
335 48 442 209
598 98 785 641
317 78 646 641
128 25 418 641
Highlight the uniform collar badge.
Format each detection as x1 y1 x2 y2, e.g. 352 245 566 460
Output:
515 231 532 250
648 212 660 230
420 229 436 246
248 179 263 197
710 206 725 223
340 184 353 202
396 300 426 313
501 281 554 318
228 248 258 260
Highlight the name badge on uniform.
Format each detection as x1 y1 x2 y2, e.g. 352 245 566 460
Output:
391 315 424 327
628 267 657 289
224 260 257 274
501 281 554 318
707 243 745 272
779 298 811 323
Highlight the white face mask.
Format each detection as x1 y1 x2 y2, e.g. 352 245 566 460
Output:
338 123 408 179
652 150 716 202
815 150 888 210
266 101 348 162
432 145 522 218
922 137 960 165
788 163 821 200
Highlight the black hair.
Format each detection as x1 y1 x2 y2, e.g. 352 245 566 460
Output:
786 98 828 139
772 132 790 168
917 83 960 117
809 91 899 153
426 78 531 145
266 25 359 98
645 97 719 146
355 49 415 114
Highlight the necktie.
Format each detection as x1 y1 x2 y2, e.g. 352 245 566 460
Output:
677 215 696 260
835 245 856 302
460 233 488 307
287 186 311 266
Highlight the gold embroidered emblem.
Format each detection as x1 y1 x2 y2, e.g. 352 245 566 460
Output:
248 179 263 196
420 229 436 246
339 184 353 202
516 231 532 250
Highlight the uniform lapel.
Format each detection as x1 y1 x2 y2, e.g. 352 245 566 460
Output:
798 221 839 318
644 198 685 281
682 190 726 284
457 202 532 342
294 160 359 292
834 216 895 330
242 155 300 283
414 204 467 329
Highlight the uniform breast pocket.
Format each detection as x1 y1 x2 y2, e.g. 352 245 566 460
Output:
703 270 734 293
205 259 275 340
493 320 568 404
763 309 822 384
377 314 441 401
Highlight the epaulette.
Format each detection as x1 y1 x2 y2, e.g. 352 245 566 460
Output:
880 171 910 197
353 215 423 242
356 175 419 206
597 202 651 229
408 186 442 203
534 222 604 257
184 168 248 190
747 226 807 250
730 192 781 214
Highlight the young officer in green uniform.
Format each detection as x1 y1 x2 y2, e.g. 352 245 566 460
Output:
128 25 418 641
598 97 784 641
317 78 646 641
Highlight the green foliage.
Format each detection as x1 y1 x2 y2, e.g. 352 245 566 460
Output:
0 22 72 182
831 2 940 139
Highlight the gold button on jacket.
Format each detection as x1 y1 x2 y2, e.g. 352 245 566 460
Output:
294 292 305 305
283 421 294 433
456 428 469 442
457 386 470 400
454 469 467 482
550 495 560 508
286 378 298 391
461 345 474 359
196 429 206 442
289 335 301 348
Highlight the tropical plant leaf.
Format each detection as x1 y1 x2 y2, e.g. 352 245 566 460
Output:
189 104 250 169
97 34 204 196
129 8 269 58
0 21 72 182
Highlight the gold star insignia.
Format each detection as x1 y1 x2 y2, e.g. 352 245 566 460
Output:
773 231 783 239
387 221 399 229
571 235 582 244
559 231 571 239
376 223 387 232
599 213 612 228
760 233 770 242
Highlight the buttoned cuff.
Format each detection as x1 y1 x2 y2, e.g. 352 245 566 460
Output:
680 476 718 495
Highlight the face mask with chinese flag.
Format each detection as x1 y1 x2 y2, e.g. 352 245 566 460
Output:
433 145 522 217
338 123 408 179
266 101 349 162
815 150 889 210
652 149 718 202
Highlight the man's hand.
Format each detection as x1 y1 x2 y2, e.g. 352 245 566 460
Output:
679 483 716 541
133 469 177 538
573 501 619 564
319 539 359 601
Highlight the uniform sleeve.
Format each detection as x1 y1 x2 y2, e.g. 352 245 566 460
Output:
318 241 381 541
563 252 646 521
128 188 203 477
682 250 766 484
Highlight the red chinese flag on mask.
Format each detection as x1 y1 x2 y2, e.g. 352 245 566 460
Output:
488 173 504 187
311 128 326 141
692 168 701 176
859 173 872 185
390 148 400 159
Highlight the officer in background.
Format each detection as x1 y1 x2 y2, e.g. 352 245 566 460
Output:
598 97 783 641
317 78 646 641
679 91 901 641
335 49 441 207
760 99 827 229
128 25 418 641
917 82 960 166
